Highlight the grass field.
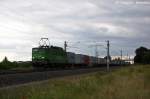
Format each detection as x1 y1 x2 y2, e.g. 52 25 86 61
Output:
0 65 150 99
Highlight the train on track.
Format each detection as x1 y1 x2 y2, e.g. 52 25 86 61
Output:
32 38 128 69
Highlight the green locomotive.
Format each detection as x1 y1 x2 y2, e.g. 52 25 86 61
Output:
32 38 68 68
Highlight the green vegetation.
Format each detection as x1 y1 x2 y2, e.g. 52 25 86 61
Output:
0 65 150 99
0 57 32 70
0 57 17 70
134 47 150 64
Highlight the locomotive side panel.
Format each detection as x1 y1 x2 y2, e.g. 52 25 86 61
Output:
32 47 68 68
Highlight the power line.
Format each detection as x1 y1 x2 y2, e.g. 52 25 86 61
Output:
88 44 104 57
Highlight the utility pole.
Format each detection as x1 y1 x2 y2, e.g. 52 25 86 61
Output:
120 50 122 65
107 40 110 71
127 53 129 62
129 55 131 64
95 45 99 64
64 41 67 52
95 45 99 58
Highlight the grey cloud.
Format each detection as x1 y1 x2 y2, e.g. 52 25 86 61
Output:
0 0 150 60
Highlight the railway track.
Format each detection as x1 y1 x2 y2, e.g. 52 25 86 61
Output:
0 66 121 88
0 69 35 75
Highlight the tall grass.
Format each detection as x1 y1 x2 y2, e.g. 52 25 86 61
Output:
0 65 150 99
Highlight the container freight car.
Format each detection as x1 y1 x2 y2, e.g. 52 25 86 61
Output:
67 52 75 64
67 52 90 67
74 54 90 67
83 55 90 65
75 54 84 64
90 56 98 65
98 58 106 66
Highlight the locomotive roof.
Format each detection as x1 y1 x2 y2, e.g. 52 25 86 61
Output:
33 46 64 50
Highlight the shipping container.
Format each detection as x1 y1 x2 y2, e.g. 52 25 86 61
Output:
67 52 75 64
83 55 90 65
90 56 98 64
98 58 106 64
75 54 84 64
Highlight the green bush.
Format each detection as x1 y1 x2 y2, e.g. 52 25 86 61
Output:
0 57 32 70
0 57 15 69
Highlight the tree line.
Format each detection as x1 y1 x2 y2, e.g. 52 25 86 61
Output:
0 57 32 70
134 47 150 64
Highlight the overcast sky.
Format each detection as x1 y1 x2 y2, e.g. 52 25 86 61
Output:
0 0 150 61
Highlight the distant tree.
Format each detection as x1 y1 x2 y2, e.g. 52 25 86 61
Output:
143 51 150 64
0 56 31 70
0 56 10 69
135 47 148 55
0 56 12 69
134 47 149 63
2 56 9 63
